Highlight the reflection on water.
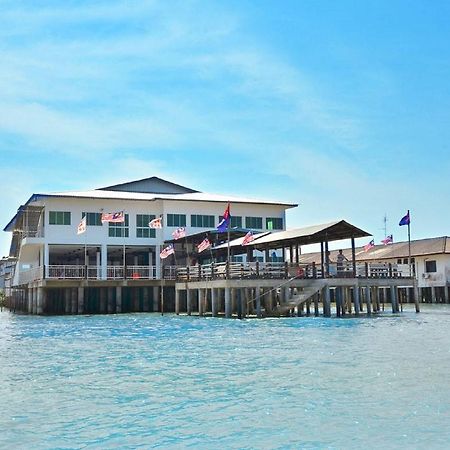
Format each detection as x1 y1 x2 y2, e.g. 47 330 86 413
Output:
1 305 450 449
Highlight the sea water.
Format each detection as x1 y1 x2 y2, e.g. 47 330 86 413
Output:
1 305 449 449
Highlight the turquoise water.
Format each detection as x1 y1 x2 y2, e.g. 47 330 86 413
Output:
1 306 450 449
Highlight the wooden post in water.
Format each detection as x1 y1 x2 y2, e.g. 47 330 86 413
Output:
175 289 180 315
197 289 203 316
390 285 397 313
107 287 114 313
78 287 85 314
336 287 342 317
211 288 218 317
225 287 231 318
256 286 261 318
365 286 372 315
314 292 319 317
143 287 149 312
115 286 122 314
323 286 331 317
152 287 159 312
64 289 71 314
186 289 192 316
231 288 237 316
353 286 360 316
100 288 107 313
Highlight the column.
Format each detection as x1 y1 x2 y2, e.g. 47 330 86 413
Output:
143 287 150 311
155 246 161 279
431 286 436 304
445 285 449 304
314 292 319 317
175 289 180 315
365 286 372 315
153 286 159 312
64 289 71 314
414 283 421 313
36 287 43 315
255 286 261 318
187 289 192 315
231 288 237 315
148 249 154 279
225 287 231 318
390 286 398 313
71 288 77 314
323 286 331 317
100 288 107 313
101 244 108 280
77 287 84 314
107 287 115 313
96 248 101 279
116 286 122 313
211 288 218 317
353 286 360 316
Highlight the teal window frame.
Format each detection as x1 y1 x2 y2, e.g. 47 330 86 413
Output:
136 214 156 238
191 214 215 228
49 211 71 225
245 216 263 229
266 217 283 230
167 214 186 227
108 214 129 238
82 212 102 226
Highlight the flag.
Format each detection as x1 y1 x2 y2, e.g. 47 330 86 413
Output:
381 234 393 245
101 211 124 223
160 244 174 259
197 238 211 253
364 239 375 252
149 217 163 228
217 203 231 232
172 227 186 240
241 231 254 246
399 211 410 226
77 216 86 235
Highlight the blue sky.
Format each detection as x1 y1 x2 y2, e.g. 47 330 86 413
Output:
1 0 449 255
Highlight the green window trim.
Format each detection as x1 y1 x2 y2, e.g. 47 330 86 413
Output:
49 211 71 225
136 214 156 238
245 216 263 229
266 217 283 230
191 214 215 228
82 212 102 226
108 214 129 238
167 214 187 227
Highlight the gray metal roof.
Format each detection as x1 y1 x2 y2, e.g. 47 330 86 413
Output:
250 220 371 249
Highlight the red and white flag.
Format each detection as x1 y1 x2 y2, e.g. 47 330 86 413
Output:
381 234 393 245
77 216 86 235
241 231 254 246
160 244 175 259
197 238 211 253
172 227 186 240
149 217 163 228
101 211 125 223
364 239 375 252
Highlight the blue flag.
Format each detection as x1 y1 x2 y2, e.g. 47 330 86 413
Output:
217 203 230 232
399 211 410 226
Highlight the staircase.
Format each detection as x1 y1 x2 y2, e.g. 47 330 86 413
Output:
273 280 326 316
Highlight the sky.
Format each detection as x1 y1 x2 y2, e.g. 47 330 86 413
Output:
1 0 449 255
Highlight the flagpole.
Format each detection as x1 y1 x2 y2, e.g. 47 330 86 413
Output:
407 209 412 277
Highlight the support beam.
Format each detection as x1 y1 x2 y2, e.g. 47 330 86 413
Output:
211 288 218 317
353 286 360 316
225 287 231 318
115 286 122 313
323 286 331 317
186 289 192 316
175 289 180 315
77 287 84 315
255 286 261 318
365 286 372 315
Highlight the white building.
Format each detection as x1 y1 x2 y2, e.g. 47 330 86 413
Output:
3 177 296 314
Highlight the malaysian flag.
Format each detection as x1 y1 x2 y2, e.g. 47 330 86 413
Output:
172 227 186 240
101 211 124 223
149 217 163 228
77 216 86 235
364 239 375 252
197 238 211 253
241 231 254 246
381 234 393 245
160 244 175 259
217 203 230 232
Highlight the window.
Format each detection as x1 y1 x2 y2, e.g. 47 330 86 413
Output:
219 215 242 228
136 214 156 238
191 214 215 228
266 217 283 230
245 216 263 229
425 260 437 273
232 256 243 262
82 212 102 226
108 214 129 237
49 211 71 225
167 214 186 227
